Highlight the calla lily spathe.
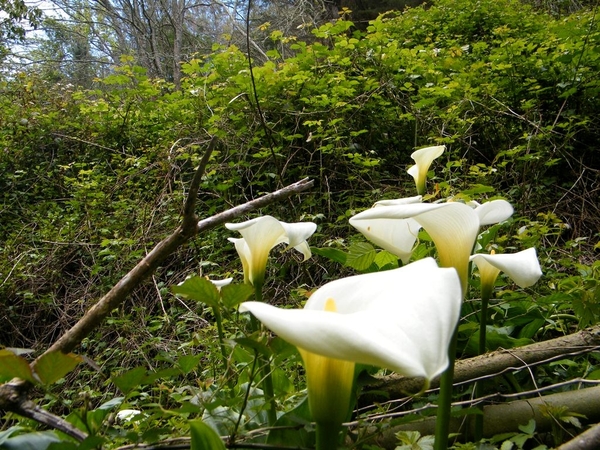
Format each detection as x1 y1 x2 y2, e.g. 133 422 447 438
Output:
470 248 542 292
353 196 423 264
241 258 461 440
407 145 445 195
350 199 514 292
471 200 515 226
210 278 233 289
226 216 316 287
240 258 462 381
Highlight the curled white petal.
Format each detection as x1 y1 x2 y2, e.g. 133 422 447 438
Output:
241 258 462 380
473 200 514 226
470 248 542 288
210 278 234 289
226 216 316 285
407 145 445 194
280 221 318 261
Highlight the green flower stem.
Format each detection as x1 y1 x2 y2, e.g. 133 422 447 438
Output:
477 285 493 356
252 285 278 427
213 306 228 368
316 422 341 450
474 285 493 441
434 325 458 450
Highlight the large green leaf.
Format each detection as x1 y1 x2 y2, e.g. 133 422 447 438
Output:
189 420 226 450
346 242 377 272
34 352 82 385
0 431 62 450
0 349 37 384
311 246 348 265
172 276 220 308
111 366 147 394
220 283 254 309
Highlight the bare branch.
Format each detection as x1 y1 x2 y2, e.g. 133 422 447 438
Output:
32 175 313 364
0 380 87 441
182 137 216 232
196 177 313 233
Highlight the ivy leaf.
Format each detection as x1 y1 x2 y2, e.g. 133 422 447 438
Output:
220 283 254 309
0 349 37 384
34 352 82 385
172 276 220 308
189 420 226 450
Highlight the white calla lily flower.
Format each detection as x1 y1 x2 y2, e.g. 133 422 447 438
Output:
471 200 514 226
350 199 515 292
210 278 233 290
351 202 479 291
241 258 461 435
470 247 542 291
240 258 462 381
349 196 423 264
407 145 445 195
226 216 316 287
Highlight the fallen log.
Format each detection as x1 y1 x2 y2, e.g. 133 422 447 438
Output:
368 385 600 449
361 324 600 404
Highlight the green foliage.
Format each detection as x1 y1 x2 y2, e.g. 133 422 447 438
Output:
0 0 42 59
189 420 226 450
1 0 599 448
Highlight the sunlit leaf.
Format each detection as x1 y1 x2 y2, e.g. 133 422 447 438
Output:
346 242 376 271
172 276 220 308
0 349 37 384
220 283 254 309
34 352 82 385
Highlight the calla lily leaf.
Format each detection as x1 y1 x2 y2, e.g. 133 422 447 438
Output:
220 283 255 309
172 276 221 308
311 246 348 265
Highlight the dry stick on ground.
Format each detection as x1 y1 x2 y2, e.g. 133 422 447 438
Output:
0 142 314 439
360 324 600 404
